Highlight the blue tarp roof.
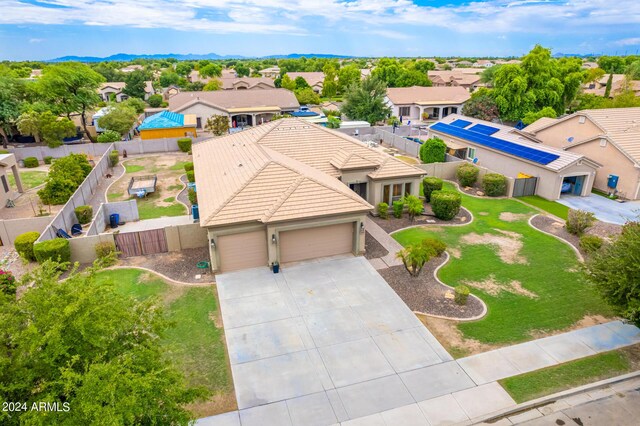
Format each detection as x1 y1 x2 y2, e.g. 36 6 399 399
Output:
431 122 560 165
138 110 186 130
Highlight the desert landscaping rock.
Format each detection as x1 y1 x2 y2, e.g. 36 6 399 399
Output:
370 206 472 233
364 231 389 259
119 247 214 283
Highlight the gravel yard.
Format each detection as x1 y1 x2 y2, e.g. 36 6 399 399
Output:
370 205 472 234
118 247 214 283
364 231 388 259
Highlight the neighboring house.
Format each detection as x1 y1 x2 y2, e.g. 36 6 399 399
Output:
168 89 299 129
221 69 238 79
259 66 281 78
188 70 212 84
193 118 425 272
99 81 155 101
360 69 372 79
385 86 471 121
286 72 325 93
0 154 24 209
475 60 494 68
583 74 640 97
138 110 197 140
428 71 482 91
582 61 600 69
92 107 113 133
163 85 181 100
29 69 42 79
428 114 600 200
120 65 144 73
219 77 275 90
523 107 640 200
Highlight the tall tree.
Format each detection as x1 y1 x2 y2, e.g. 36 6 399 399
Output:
205 114 230 136
37 111 77 148
37 63 104 143
294 76 310 90
122 70 148 99
461 89 499 121
341 76 391 125
203 80 222 91
321 64 338 98
16 110 42 144
159 70 180 87
280 74 296 91
492 64 534 121
199 63 222 78
0 74 24 148
97 104 138 136
604 73 614 98
0 259 206 426
337 64 361 94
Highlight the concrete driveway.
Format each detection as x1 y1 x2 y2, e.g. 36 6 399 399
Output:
558 194 640 225
209 256 487 425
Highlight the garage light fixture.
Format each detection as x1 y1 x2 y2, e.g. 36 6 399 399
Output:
272 234 277 244
360 222 365 233
210 239 216 249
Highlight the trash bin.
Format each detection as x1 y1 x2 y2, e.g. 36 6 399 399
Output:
192 204 199 220
272 262 280 274
109 213 119 229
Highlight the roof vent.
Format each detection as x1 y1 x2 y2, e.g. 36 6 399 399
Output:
238 162 243 167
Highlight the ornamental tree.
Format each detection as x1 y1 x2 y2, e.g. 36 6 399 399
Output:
341 76 391 125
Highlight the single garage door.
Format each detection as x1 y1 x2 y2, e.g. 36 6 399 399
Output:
280 222 354 264
218 230 268 272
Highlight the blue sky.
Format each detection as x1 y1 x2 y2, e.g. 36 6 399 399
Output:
0 0 639 60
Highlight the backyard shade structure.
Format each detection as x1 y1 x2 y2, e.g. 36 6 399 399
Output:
138 110 197 140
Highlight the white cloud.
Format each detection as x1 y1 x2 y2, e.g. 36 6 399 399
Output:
29 38 45 43
0 0 639 39
614 37 640 46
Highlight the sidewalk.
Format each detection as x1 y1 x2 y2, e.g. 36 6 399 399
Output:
364 216 404 269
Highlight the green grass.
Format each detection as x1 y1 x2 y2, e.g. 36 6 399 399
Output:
167 184 183 191
163 196 176 203
500 346 638 403
517 195 569 220
393 182 612 345
137 199 186 220
125 164 145 173
93 269 233 396
169 161 190 171
107 192 123 201
7 171 47 190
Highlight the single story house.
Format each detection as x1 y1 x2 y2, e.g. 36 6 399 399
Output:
193 118 425 272
259 66 281 79
523 107 640 199
386 86 471 122
0 154 24 209
138 110 197 140
286 72 325 93
163 85 181 100
99 81 155 102
168 89 299 129
428 114 600 200
120 65 144 73
219 77 275 90
583 74 640 98
428 71 482 91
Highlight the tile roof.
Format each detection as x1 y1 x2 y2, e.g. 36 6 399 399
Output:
386 86 471 106
428 71 481 87
286 72 325 87
431 114 588 171
219 77 275 90
193 118 425 227
138 110 194 130
168 89 299 112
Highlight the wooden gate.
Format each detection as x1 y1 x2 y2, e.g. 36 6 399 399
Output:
513 177 538 197
114 228 168 258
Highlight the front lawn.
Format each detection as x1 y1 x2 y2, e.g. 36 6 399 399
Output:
517 195 569 220
94 268 235 416
8 170 48 190
500 344 640 403
393 183 612 346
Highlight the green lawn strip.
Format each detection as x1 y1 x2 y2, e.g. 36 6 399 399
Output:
393 183 612 345
163 196 176 203
107 192 124 201
125 164 145 173
499 347 638 403
8 171 47 190
517 195 569 220
93 269 233 395
169 161 190 171
167 184 183 191
137 199 186 219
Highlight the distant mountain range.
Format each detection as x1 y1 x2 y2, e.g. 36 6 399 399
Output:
47 52 353 62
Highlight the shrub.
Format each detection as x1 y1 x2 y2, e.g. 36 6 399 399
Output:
392 200 404 218
97 130 121 143
566 209 596 235
183 162 194 172
74 205 93 225
0 270 17 296
147 94 163 108
482 173 508 197
43 156 53 165
454 285 470 305
422 177 443 202
38 153 92 205
177 138 192 153
186 170 195 183
23 157 39 168
419 137 447 164
422 238 447 257
187 188 197 205
109 150 119 167
403 195 424 220
431 190 462 221
33 238 71 265
396 237 446 277
15 231 40 261
579 234 604 254
377 202 389 219
95 241 117 266
456 163 479 187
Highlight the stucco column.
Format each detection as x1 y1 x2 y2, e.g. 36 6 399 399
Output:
11 165 23 193
438 107 443 120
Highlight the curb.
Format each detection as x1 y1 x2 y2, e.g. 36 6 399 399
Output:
105 265 215 286
527 214 584 262
467 370 640 425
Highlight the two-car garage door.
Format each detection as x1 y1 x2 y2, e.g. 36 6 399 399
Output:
280 222 354 264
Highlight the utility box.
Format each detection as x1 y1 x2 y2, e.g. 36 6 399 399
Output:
607 174 619 189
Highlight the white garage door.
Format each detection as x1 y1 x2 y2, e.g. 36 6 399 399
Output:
218 230 268 272
280 222 354 264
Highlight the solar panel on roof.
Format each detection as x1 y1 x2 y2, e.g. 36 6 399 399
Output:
469 124 499 135
450 119 472 128
430 122 560 165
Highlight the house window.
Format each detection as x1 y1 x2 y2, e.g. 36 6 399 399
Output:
383 183 411 205
405 183 412 196
399 106 411 117
467 147 476 160
579 116 586 124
